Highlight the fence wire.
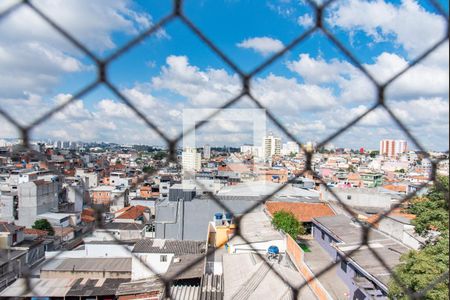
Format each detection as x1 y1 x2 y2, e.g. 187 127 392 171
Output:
0 0 448 299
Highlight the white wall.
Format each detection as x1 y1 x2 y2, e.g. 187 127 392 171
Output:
132 253 174 280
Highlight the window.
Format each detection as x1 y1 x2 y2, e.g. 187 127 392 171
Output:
340 260 347 273
321 231 325 240
160 255 167 262
347 195 352 200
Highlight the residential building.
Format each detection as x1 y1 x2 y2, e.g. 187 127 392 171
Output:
203 144 211 159
262 133 281 159
182 147 201 174
312 215 410 299
16 179 60 228
379 139 407 157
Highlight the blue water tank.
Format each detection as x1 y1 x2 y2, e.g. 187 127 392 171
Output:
225 212 233 220
268 245 279 255
214 212 223 220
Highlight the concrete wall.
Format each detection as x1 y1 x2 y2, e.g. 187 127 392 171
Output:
285 234 333 300
321 188 394 212
312 225 339 259
155 196 263 241
0 193 14 223
41 270 131 279
131 253 174 280
93 228 145 241
17 181 59 227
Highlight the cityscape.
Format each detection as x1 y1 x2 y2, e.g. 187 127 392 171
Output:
0 0 449 300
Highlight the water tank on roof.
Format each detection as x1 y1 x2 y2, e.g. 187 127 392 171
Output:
225 212 233 221
267 245 280 262
214 212 223 220
268 245 279 255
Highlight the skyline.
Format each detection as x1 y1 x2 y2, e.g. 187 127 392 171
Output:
0 0 448 151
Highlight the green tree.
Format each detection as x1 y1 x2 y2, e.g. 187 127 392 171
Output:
32 219 54 236
142 165 155 174
153 151 167 160
389 234 449 299
272 210 305 238
408 176 449 235
369 150 379 158
389 177 449 298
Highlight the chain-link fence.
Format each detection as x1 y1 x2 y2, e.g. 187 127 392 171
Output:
0 0 448 299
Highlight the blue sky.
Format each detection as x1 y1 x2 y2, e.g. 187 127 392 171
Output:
0 0 448 151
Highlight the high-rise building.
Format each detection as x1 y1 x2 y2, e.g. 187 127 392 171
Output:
282 141 300 155
379 139 407 157
262 133 281 159
182 147 201 173
203 144 211 159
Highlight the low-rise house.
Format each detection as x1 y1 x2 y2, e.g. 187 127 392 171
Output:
41 257 132 279
0 249 27 291
92 222 146 241
114 205 150 224
312 215 411 299
131 239 206 281
266 201 336 233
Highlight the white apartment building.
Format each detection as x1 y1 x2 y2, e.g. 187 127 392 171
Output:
203 144 211 159
379 139 407 157
281 141 300 155
182 147 201 173
262 134 281 159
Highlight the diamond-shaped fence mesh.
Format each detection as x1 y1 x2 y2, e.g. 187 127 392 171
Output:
0 0 448 299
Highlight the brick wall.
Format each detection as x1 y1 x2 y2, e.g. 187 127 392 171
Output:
286 235 333 300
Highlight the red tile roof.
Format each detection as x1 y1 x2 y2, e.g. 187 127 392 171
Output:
116 205 148 220
24 228 48 236
266 202 336 222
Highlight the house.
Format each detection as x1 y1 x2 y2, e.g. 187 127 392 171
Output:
0 249 27 291
114 205 150 224
92 222 147 241
131 239 206 281
312 215 411 299
266 201 336 233
40 257 132 279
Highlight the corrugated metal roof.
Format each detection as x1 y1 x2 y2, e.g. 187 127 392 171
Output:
42 257 131 272
170 285 200 300
0 278 74 297
133 239 206 255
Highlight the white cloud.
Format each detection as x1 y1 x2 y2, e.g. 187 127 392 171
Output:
297 14 314 27
152 55 241 106
0 0 155 98
327 0 447 57
287 50 449 102
237 37 285 56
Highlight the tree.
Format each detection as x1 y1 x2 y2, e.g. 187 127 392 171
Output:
32 219 54 236
272 210 305 238
389 234 449 299
153 151 167 160
389 177 449 298
408 176 449 235
369 150 379 158
142 165 155 174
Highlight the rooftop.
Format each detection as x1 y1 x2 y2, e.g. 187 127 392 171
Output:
223 253 316 300
133 239 206 255
229 211 283 245
0 278 74 298
42 257 131 273
99 222 146 231
266 201 336 222
66 278 129 297
313 214 411 287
